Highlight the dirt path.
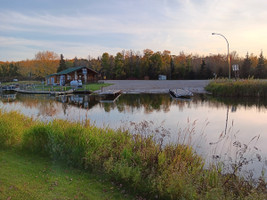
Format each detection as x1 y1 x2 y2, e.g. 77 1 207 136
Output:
101 80 210 94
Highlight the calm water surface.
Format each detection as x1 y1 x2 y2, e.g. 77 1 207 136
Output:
1 93 267 177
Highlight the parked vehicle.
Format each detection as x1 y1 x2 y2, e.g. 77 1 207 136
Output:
70 80 82 88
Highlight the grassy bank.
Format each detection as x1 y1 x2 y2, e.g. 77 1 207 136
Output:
0 110 266 199
0 149 132 200
205 78 267 97
33 83 112 92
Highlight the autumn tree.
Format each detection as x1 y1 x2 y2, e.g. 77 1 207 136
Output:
89 57 101 72
34 51 59 77
161 50 171 78
101 53 115 79
141 49 153 79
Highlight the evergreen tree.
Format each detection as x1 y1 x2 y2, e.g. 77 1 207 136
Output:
199 60 206 79
57 54 67 72
255 51 266 78
240 52 252 78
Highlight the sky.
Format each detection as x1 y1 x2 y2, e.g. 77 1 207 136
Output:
1 0 267 61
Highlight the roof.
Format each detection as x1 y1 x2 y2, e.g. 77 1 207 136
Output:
45 66 98 78
45 73 57 78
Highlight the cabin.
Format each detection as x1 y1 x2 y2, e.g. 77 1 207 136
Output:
46 66 98 86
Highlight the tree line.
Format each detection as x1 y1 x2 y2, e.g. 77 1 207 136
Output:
0 49 266 81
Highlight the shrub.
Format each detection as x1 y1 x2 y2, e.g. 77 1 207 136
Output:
206 78 267 97
0 110 32 148
1 109 267 199
22 123 52 155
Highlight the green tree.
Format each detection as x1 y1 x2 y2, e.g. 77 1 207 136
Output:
199 60 206 79
141 49 153 79
149 52 162 79
101 53 112 79
161 50 171 77
255 51 266 78
9 63 19 77
57 54 67 72
240 52 252 78
114 52 125 79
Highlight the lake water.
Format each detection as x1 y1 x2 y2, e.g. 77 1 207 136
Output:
1 93 267 178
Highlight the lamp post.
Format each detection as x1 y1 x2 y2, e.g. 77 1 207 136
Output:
212 33 231 79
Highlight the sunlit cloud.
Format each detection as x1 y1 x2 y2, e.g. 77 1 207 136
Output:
1 0 267 61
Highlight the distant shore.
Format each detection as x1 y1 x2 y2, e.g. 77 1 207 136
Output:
101 80 211 94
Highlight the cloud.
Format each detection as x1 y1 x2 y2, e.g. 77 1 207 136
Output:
1 0 267 61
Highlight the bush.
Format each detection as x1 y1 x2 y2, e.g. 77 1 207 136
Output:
1 109 267 199
205 78 267 97
22 123 52 155
0 110 32 148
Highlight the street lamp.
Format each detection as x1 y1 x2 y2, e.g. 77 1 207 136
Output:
212 33 231 79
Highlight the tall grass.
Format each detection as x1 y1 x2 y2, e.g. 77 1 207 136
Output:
205 78 267 97
0 109 266 199
0 110 33 148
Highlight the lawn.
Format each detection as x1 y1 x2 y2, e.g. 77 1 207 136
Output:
0 149 133 200
1 81 112 92
35 83 112 92
77 83 113 91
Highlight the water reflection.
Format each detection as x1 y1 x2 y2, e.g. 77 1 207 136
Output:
56 94 99 109
2 92 267 114
0 92 17 102
0 93 267 178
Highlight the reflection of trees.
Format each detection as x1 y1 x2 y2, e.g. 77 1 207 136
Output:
8 93 267 117
99 93 267 114
38 101 59 116
206 96 267 111
15 94 61 116
100 94 172 114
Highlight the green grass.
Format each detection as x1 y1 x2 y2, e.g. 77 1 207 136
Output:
205 78 267 97
20 83 112 92
0 110 266 200
0 149 133 200
77 83 113 91
0 81 42 86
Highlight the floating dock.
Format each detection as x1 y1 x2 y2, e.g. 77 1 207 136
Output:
14 88 74 96
169 89 193 99
98 90 122 102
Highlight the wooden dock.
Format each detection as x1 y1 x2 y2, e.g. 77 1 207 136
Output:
169 89 193 99
14 88 74 96
98 90 122 102
98 90 122 96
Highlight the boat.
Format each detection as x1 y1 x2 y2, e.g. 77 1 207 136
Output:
169 89 193 99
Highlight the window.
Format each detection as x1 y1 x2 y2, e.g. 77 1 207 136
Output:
82 68 87 74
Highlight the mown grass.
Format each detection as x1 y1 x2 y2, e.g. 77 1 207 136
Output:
0 149 133 200
205 78 267 97
77 83 113 91
10 82 112 92
0 81 42 86
0 109 266 200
